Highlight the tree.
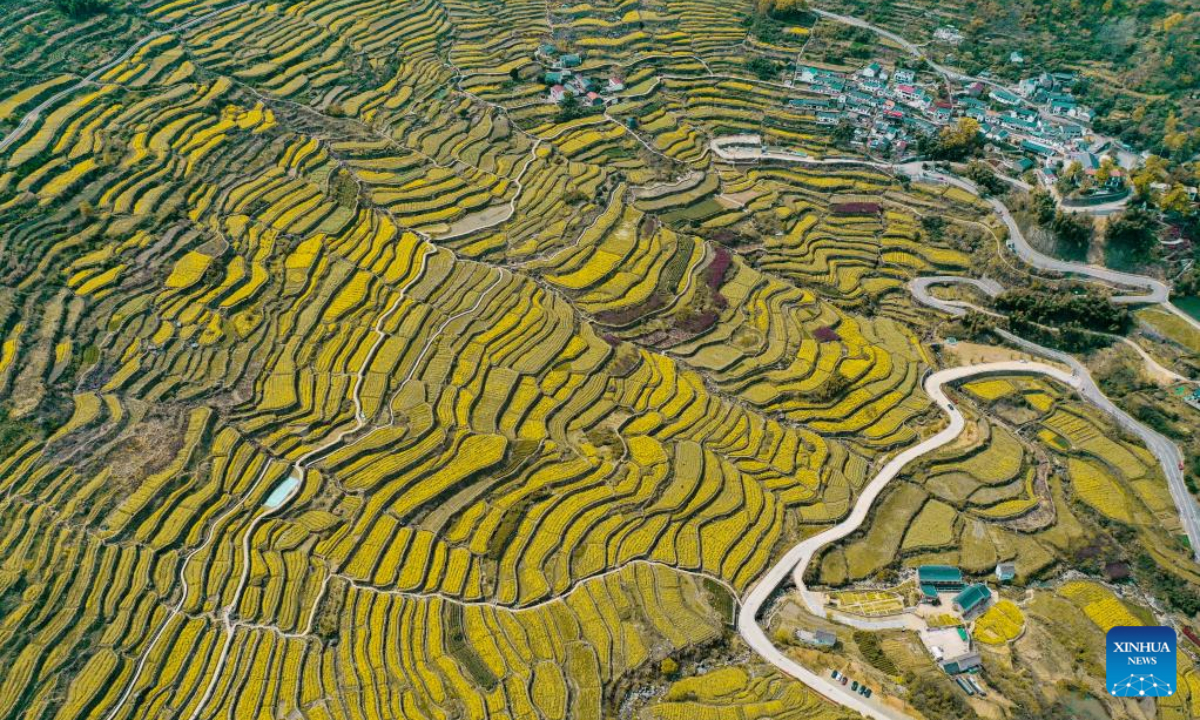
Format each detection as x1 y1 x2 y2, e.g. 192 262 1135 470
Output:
1095 156 1116 185
1058 160 1083 196
55 0 108 18
831 121 855 147
1105 206 1158 266
964 160 1005 195
747 56 779 80
1050 210 1093 257
756 0 809 19
922 118 981 161
1132 155 1169 198
1161 185 1195 217
555 93 590 122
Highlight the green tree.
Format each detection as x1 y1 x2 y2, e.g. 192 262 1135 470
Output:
1161 185 1195 216
964 160 1005 195
1105 206 1158 266
747 56 779 80
55 0 108 18
1095 156 1116 185
555 93 590 122
1051 211 1093 257
831 121 855 147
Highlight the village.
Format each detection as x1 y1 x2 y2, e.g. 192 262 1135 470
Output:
782 51 1142 197
539 37 1153 208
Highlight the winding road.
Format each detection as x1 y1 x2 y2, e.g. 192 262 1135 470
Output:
719 107 1200 719
712 137 1198 322
740 361 1081 720
910 274 1191 385
740 323 1200 718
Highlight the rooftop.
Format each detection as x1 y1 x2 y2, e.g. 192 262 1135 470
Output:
953 583 991 612
918 565 964 583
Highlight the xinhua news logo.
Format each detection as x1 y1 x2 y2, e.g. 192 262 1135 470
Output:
1106 626 1176 697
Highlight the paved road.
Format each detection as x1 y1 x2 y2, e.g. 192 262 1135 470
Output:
714 139 1179 311
908 275 1004 317
911 275 1200 554
997 328 1200 555
739 361 1081 720
910 275 1192 385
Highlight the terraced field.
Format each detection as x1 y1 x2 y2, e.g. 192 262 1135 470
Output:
4 1 1199 720
0 0 1004 718
816 372 1191 586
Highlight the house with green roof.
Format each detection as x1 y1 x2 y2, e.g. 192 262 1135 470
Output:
918 565 965 600
1020 139 1056 157
943 651 982 674
989 88 1020 106
953 583 992 619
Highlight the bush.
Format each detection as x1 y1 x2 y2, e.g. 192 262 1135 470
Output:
55 0 108 18
1105 206 1158 266
747 56 779 80
902 671 980 719
995 285 1130 335
1049 210 1093 258
964 160 1006 196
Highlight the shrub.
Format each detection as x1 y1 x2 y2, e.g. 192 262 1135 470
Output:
747 57 779 81
55 0 108 18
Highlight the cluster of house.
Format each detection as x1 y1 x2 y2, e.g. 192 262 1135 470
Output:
787 58 1110 177
1016 71 1091 122
539 45 625 107
788 61 951 153
915 564 1015 684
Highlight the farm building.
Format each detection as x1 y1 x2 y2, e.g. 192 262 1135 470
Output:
918 565 965 600
953 584 993 619
943 651 983 674
995 563 1016 582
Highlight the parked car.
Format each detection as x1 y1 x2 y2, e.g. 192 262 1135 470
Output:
863 688 873 698
840 676 849 685
851 681 859 691
831 670 840 680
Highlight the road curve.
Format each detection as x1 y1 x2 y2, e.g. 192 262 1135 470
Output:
712 139 1186 312
902 166 1171 305
908 275 1004 317
739 361 1081 720
995 327 1200 555
909 277 1198 549
910 275 1192 386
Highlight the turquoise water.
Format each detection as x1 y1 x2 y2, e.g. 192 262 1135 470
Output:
264 473 301 508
